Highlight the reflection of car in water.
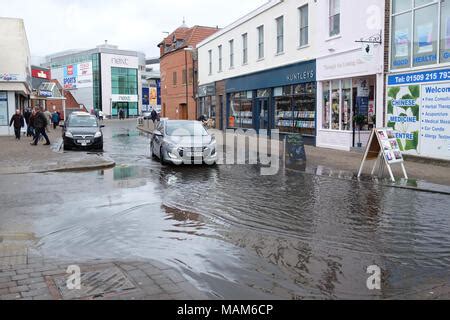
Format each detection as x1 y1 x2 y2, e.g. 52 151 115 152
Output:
150 120 217 165
61 112 104 151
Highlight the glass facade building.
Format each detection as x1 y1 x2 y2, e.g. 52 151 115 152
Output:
111 67 138 117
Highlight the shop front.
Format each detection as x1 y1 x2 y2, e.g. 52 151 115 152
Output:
386 68 450 161
225 60 317 145
316 48 384 151
198 82 217 125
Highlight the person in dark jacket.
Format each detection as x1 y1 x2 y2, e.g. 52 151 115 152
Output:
31 107 51 146
150 109 158 123
9 110 25 140
28 109 36 137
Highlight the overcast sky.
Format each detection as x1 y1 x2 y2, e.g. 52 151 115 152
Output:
2 0 267 64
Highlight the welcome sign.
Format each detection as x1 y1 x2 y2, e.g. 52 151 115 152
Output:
387 69 450 160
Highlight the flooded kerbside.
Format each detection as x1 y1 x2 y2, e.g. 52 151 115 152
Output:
1 121 449 300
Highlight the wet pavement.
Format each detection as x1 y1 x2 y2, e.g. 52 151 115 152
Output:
1 120 450 299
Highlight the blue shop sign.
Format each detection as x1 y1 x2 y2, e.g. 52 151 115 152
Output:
388 68 450 85
226 60 316 93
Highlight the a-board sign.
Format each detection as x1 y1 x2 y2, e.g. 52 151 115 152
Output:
375 128 404 165
285 133 306 168
358 128 408 182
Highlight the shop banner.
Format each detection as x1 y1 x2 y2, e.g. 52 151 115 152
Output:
387 75 450 160
63 62 93 90
388 68 450 85
142 87 149 106
150 87 157 106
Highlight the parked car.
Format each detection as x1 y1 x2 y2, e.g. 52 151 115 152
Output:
150 120 217 165
61 112 104 151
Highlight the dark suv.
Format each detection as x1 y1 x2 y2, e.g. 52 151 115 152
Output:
61 112 104 151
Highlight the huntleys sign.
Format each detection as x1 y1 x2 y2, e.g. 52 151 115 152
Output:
226 60 316 93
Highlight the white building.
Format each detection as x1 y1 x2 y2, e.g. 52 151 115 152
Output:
316 0 386 151
197 0 386 151
197 0 318 142
43 43 145 118
0 18 31 136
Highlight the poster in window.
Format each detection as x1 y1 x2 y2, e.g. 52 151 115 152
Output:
446 17 450 49
395 29 409 57
417 23 433 54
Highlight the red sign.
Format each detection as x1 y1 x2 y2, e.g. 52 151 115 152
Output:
32 69 51 79
67 65 74 76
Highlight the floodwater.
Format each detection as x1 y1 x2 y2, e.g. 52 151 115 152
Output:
1 120 449 299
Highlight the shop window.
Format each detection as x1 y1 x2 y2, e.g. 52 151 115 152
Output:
322 82 330 129
329 0 340 37
391 12 412 70
413 3 438 67
257 89 270 98
229 91 253 129
331 80 340 130
440 0 450 63
293 83 316 136
0 92 8 126
341 79 352 131
393 0 412 14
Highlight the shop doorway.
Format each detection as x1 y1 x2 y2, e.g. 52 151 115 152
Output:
255 98 270 132
179 103 188 120
112 102 129 118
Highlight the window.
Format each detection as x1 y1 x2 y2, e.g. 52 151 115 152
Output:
391 0 444 69
329 0 340 37
0 92 8 126
299 5 309 47
229 40 234 68
218 45 223 72
111 67 138 95
173 71 177 86
257 25 264 59
242 33 248 64
229 91 253 128
208 50 212 75
189 68 194 85
440 0 450 63
182 69 187 85
276 16 284 54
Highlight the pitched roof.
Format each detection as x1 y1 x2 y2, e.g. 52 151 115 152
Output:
158 25 219 57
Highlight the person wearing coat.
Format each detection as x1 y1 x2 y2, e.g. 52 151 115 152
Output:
31 107 51 146
51 111 60 130
9 110 25 140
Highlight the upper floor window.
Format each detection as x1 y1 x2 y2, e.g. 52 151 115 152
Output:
391 0 445 70
329 0 340 37
242 33 248 64
276 16 284 54
208 50 212 75
218 45 223 72
257 25 265 59
172 71 177 86
299 4 309 47
229 39 234 68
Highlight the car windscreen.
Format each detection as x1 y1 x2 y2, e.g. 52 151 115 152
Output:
165 122 208 136
68 116 98 127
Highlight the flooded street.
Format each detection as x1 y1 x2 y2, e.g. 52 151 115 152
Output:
1 120 449 299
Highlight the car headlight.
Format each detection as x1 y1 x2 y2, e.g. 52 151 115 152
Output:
94 131 102 138
65 131 73 138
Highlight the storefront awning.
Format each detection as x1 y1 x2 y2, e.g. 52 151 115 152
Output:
0 82 31 95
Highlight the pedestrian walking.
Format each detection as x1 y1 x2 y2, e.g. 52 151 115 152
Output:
150 109 158 123
24 107 31 127
51 111 60 130
28 109 36 137
98 110 104 121
44 108 52 133
9 110 25 140
31 107 51 146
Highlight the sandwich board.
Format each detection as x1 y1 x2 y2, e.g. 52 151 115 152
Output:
357 128 408 182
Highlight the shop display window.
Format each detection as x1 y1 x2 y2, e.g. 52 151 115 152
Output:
331 80 340 130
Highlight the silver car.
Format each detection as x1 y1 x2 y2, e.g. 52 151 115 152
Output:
150 120 218 165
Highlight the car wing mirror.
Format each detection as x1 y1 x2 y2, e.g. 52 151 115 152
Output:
100 125 105 128
153 130 163 137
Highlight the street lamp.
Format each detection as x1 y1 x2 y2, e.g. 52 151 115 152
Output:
184 46 194 118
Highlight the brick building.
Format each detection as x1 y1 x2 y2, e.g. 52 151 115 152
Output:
158 23 219 120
